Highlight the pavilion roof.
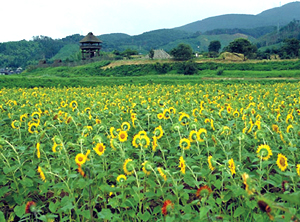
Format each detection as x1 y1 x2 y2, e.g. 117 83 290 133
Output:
80 32 102 43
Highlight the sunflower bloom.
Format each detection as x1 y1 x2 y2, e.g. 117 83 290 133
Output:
196 185 212 198
228 158 236 175
286 125 293 133
123 158 134 175
25 201 37 214
208 155 215 171
152 136 158 151
75 153 87 166
157 167 167 181
154 125 164 139
196 128 207 142
242 173 254 195
296 164 300 176
121 122 131 131
118 130 128 143
28 122 39 134
36 142 40 159
179 138 191 150
179 156 186 174
161 200 174 216
256 144 272 161
117 174 127 183
142 161 151 176
37 166 46 182
276 153 288 172
189 130 197 143
94 143 105 156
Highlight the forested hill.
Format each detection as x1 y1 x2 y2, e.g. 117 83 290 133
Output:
175 1 300 33
0 2 300 69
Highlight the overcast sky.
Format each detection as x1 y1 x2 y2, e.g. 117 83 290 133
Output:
0 0 297 42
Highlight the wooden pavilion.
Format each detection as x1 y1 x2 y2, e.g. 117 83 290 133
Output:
80 32 102 60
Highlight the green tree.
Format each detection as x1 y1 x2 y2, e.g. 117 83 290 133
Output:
170 43 193 61
149 49 155 59
279 38 300 59
226 38 257 60
208 40 221 53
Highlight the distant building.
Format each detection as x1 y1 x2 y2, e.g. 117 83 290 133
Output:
80 32 102 60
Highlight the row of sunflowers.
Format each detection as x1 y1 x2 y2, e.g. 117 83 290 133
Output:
0 82 300 221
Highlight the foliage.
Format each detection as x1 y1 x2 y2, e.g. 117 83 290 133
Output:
225 38 257 60
278 38 300 59
149 49 155 60
170 44 194 61
208 40 221 53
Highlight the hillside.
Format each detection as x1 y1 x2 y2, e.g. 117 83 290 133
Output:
175 2 300 33
0 2 300 69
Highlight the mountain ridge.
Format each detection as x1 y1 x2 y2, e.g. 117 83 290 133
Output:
175 1 300 33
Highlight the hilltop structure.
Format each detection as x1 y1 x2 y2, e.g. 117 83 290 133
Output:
80 32 102 60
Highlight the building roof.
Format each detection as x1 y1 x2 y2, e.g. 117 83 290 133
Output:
80 32 102 43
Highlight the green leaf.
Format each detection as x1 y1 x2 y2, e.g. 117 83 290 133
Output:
20 177 33 187
98 209 113 220
0 186 9 198
199 206 210 219
138 211 151 221
14 205 24 218
0 211 5 222
49 201 59 213
233 206 245 218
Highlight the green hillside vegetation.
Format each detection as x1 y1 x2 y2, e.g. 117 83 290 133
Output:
0 2 300 69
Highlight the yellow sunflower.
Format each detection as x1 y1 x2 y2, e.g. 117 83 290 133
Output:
20 113 28 122
154 125 164 139
37 166 46 182
132 134 140 148
179 113 190 126
256 144 272 161
228 158 236 175
139 135 150 148
163 109 170 120
152 136 158 151
189 130 197 143
28 122 39 134
157 113 164 120
75 153 87 166
296 164 300 176
142 161 151 176
242 173 254 195
121 122 131 131
11 120 21 129
94 143 106 156
118 130 128 143
272 124 280 133
70 100 78 111
157 167 167 181
179 138 191 150
286 125 293 133
208 155 215 171
110 138 117 150
196 128 207 142
179 156 186 174
31 111 40 121
110 127 117 139
116 174 127 183
123 158 134 175
36 142 41 159
276 153 288 172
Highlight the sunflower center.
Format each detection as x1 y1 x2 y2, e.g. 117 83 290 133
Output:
78 157 83 162
98 145 103 152
280 157 286 166
120 133 126 139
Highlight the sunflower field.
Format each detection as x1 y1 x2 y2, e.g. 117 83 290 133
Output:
0 82 300 221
